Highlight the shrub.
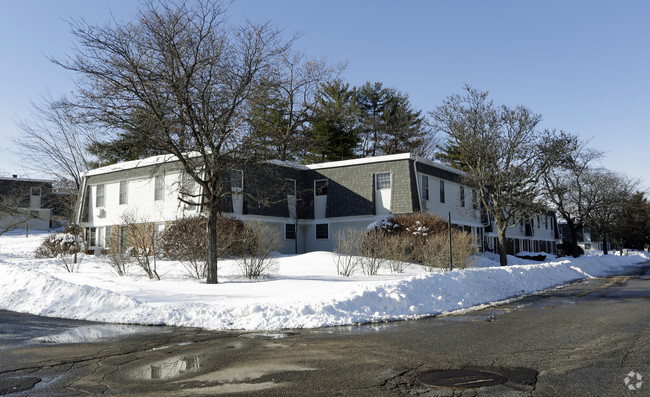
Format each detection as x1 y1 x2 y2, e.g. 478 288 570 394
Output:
360 229 389 275
160 215 253 278
235 221 281 279
332 228 364 276
35 233 85 272
369 213 476 271
122 212 159 280
415 229 476 271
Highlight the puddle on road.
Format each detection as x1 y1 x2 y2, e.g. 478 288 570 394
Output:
143 356 202 380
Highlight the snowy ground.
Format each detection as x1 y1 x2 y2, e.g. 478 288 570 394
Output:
0 230 647 333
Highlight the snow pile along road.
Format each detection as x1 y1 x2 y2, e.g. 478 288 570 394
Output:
0 231 646 330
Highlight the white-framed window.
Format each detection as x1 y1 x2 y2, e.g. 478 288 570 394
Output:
229 169 243 191
95 184 105 208
154 174 165 201
285 223 296 240
104 226 112 249
286 178 297 197
315 179 328 196
421 175 429 200
119 180 128 205
316 223 329 239
89 227 97 247
376 173 391 190
181 172 198 210
439 180 445 204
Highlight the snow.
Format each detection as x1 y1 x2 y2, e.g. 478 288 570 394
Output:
0 230 647 333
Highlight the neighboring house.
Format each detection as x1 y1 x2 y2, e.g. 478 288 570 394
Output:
0 176 54 231
74 153 559 255
557 224 610 252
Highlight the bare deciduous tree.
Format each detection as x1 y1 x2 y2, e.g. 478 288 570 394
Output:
583 169 637 255
54 0 292 283
540 138 602 257
15 93 96 191
249 52 344 161
431 86 571 266
0 190 33 237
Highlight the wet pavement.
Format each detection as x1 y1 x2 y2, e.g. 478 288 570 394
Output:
0 263 648 396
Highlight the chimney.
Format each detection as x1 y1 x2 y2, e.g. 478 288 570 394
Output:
12 175 17 178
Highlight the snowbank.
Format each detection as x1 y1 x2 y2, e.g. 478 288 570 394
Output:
0 230 647 331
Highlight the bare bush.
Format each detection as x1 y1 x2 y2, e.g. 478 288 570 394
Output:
35 233 85 272
122 212 159 280
235 221 281 279
160 215 250 278
417 229 476 271
382 234 412 273
100 249 132 276
332 228 364 276
360 229 389 275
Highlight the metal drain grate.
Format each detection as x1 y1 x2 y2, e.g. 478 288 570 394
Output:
418 369 506 389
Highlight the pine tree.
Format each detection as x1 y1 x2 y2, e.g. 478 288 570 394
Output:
308 81 360 161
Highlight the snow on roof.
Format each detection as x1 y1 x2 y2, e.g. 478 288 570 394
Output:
83 153 185 177
82 152 464 177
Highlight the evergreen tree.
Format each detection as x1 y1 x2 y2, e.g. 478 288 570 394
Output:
308 81 360 161
380 93 429 155
356 82 392 156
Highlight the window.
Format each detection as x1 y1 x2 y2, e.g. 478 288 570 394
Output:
95 184 105 207
30 187 41 196
154 175 165 201
30 210 39 218
90 227 97 247
285 223 296 240
545 216 548 229
104 226 112 249
460 186 465 207
286 179 297 197
119 181 128 205
439 180 445 203
229 169 243 190
316 223 329 239
376 173 391 190
537 215 540 228
119 226 129 253
315 179 328 196
181 172 197 210
421 175 429 200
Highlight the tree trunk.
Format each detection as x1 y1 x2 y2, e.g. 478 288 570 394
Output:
569 223 581 258
206 201 219 284
497 221 508 266
602 232 609 255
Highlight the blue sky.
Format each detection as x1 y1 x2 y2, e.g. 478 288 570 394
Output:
1 0 648 190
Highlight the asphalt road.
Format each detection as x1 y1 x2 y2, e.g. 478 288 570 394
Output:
0 264 648 396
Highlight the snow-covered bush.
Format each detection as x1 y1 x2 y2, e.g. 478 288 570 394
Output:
34 233 85 272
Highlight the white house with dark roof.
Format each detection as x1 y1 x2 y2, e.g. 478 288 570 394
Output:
75 153 559 255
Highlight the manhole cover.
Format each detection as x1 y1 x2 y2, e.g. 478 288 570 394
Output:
418 370 506 389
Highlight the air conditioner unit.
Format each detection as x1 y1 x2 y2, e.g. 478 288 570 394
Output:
97 208 106 218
